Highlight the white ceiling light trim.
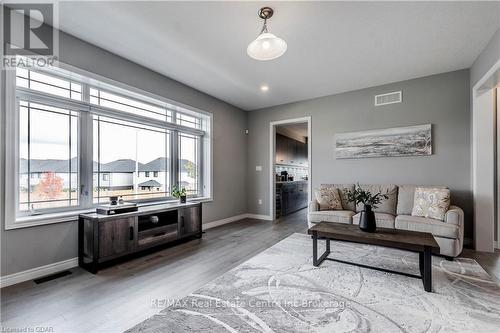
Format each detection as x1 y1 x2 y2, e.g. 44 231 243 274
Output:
247 7 287 61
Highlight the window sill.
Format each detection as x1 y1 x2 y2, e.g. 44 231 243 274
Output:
10 209 93 230
8 197 213 230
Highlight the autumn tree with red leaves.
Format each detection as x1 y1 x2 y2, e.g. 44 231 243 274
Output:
34 172 64 199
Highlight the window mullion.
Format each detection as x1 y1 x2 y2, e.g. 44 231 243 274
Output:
171 130 179 193
198 135 203 197
79 83 93 208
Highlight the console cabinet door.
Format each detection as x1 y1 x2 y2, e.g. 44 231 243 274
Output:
179 206 201 236
99 217 136 259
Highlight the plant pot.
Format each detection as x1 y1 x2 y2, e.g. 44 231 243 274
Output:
359 204 376 232
179 195 187 204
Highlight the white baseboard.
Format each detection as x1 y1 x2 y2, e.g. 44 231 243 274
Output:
203 214 249 230
1 213 273 288
0 257 78 288
203 213 273 230
246 214 273 221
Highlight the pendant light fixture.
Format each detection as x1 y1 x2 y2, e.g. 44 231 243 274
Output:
247 7 287 61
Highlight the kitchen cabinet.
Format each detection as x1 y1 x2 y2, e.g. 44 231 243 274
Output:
275 134 288 164
276 134 308 166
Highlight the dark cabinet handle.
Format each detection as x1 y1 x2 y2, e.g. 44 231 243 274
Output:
129 226 134 240
181 216 185 228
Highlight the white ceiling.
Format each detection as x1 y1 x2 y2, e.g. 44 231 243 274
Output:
58 1 500 111
277 123 308 142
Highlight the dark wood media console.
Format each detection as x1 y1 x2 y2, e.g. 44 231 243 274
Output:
78 202 202 273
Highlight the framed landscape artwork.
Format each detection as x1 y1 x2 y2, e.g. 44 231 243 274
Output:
335 124 432 159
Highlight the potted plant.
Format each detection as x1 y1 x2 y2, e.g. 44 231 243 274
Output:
172 186 187 204
345 184 389 232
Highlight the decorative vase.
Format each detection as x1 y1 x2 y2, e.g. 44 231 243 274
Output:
359 204 376 232
179 195 187 204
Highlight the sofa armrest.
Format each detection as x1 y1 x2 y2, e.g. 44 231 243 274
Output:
445 205 464 227
309 200 319 212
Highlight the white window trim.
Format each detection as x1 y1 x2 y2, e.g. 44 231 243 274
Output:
4 61 213 230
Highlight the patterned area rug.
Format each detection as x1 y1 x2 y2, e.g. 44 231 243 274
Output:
127 233 500 332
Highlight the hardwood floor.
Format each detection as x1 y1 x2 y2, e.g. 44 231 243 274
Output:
0 210 308 332
1 208 499 332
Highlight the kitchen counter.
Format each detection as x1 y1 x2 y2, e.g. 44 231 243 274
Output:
276 180 308 184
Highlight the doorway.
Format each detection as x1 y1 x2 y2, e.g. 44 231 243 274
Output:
269 117 311 220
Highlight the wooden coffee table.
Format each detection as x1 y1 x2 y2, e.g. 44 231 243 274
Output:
308 222 440 292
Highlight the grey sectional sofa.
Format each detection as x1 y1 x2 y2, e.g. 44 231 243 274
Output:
308 184 464 257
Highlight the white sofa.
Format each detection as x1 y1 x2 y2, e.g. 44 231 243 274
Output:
308 184 464 257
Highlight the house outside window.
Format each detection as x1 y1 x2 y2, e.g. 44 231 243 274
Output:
145 172 150 178
153 171 158 178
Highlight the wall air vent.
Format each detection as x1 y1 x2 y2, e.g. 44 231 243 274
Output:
374 91 402 106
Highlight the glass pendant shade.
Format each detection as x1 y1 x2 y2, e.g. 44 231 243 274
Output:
247 32 287 61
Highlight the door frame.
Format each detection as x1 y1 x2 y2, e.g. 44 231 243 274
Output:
269 116 312 220
472 57 500 251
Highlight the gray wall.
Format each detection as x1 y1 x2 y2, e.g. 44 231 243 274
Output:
0 31 248 276
247 70 472 240
471 27 500 87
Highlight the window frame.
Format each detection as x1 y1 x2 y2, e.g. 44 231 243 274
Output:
4 60 213 230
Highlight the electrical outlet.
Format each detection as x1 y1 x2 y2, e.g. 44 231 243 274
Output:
256 166 262 171
258 199 262 205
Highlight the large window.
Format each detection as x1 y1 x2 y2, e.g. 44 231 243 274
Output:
7 61 211 226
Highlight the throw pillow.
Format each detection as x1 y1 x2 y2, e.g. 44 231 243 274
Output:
315 187 342 211
411 187 451 221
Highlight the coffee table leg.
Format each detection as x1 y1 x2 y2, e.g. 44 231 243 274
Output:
313 231 318 266
419 251 424 276
312 231 330 267
423 246 432 292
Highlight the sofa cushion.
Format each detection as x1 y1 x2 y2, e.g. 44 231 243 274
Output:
355 184 398 215
315 187 342 211
308 210 355 224
397 185 448 215
320 184 355 211
412 187 451 221
395 215 459 239
352 212 395 228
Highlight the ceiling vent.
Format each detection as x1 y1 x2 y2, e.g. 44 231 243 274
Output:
374 91 402 106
